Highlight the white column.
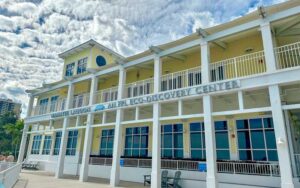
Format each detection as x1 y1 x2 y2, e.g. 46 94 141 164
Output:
261 22 277 72
110 66 126 186
269 85 294 188
17 95 35 163
201 41 210 83
80 76 98 182
238 91 244 110
201 40 218 188
151 55 162 188
55 83 74 178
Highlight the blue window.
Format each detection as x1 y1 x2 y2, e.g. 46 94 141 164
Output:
77 57 87 74
100 129 114 157
31 135 42 154
215 121 230 160
124 127 148 157
66 130 78 156
39 98 49 115
65 62 75 77
161 124 183 158
50 96 58 112
188 71 202 86
190 122 205 160
53 132 62 155
236 117 277 161
211 65 225 82
42 135 52 155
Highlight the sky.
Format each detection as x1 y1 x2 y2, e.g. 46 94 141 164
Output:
0 0 286 117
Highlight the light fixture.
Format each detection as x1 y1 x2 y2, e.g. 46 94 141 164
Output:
277 137 285 145
244 48 254 53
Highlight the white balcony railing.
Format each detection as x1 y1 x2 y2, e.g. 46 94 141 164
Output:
275 41 300 69
89 157 280 176
71 93 90 108
94 86 118 104
32 98 66 116
125 78 154 98
0 162 22 188
210 50 266 82
161 66 202 91
217 161 280 176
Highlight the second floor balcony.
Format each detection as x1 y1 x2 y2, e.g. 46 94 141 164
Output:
31 41 300 117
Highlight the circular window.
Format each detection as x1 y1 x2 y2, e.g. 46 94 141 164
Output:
96 56 106 66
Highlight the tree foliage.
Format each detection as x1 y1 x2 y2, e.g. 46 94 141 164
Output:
0 112 22 157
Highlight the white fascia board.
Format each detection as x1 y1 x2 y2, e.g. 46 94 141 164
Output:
123 54 155 68
212 107 271 116
282 104 300 110
159 39 202 57
206 5 300 42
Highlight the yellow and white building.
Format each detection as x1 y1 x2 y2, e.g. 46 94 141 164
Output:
18 1 300 188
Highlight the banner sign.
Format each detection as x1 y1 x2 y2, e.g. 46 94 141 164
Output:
49 80 240 119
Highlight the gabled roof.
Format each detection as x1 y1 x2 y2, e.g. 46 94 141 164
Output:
58 39 125 60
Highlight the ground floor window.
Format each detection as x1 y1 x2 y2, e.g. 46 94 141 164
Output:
99 129 114 157
215 121 230 160
53 132 62 155
124 127 149 157
237 117 278 161
31 135 42 154
42 135 52 155
161 124 183 158
190 122 206 160
66 130 78 156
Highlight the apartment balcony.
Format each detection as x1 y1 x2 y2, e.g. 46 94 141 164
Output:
30 41 300 117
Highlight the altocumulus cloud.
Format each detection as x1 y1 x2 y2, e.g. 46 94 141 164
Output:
0 0 286 117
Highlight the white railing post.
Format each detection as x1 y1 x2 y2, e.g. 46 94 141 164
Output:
55 82 74 178
110 66 126 187
234 58 238 78
151 55 162 188
80 75 98 182
201 40 218 188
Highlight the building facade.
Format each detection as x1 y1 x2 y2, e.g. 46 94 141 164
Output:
0 98 21 118
18 1 300 188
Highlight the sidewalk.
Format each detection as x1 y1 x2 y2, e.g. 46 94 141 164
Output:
14 170 144 188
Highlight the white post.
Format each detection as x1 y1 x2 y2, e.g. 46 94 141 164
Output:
55 82 74 178
80 76 98 182
261 22 277 72
151 55 162 188
238 91 244 110
17 95 35 163
201 40 218 188
201 41 211 84
110 66 126 186
178 100 183 116
269 85 294 188
135 106 140 120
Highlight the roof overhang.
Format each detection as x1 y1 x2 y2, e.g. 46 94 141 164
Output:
58 39 125 60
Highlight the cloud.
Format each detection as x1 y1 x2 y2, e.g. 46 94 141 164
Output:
0 15 16 31
0 0 287 117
